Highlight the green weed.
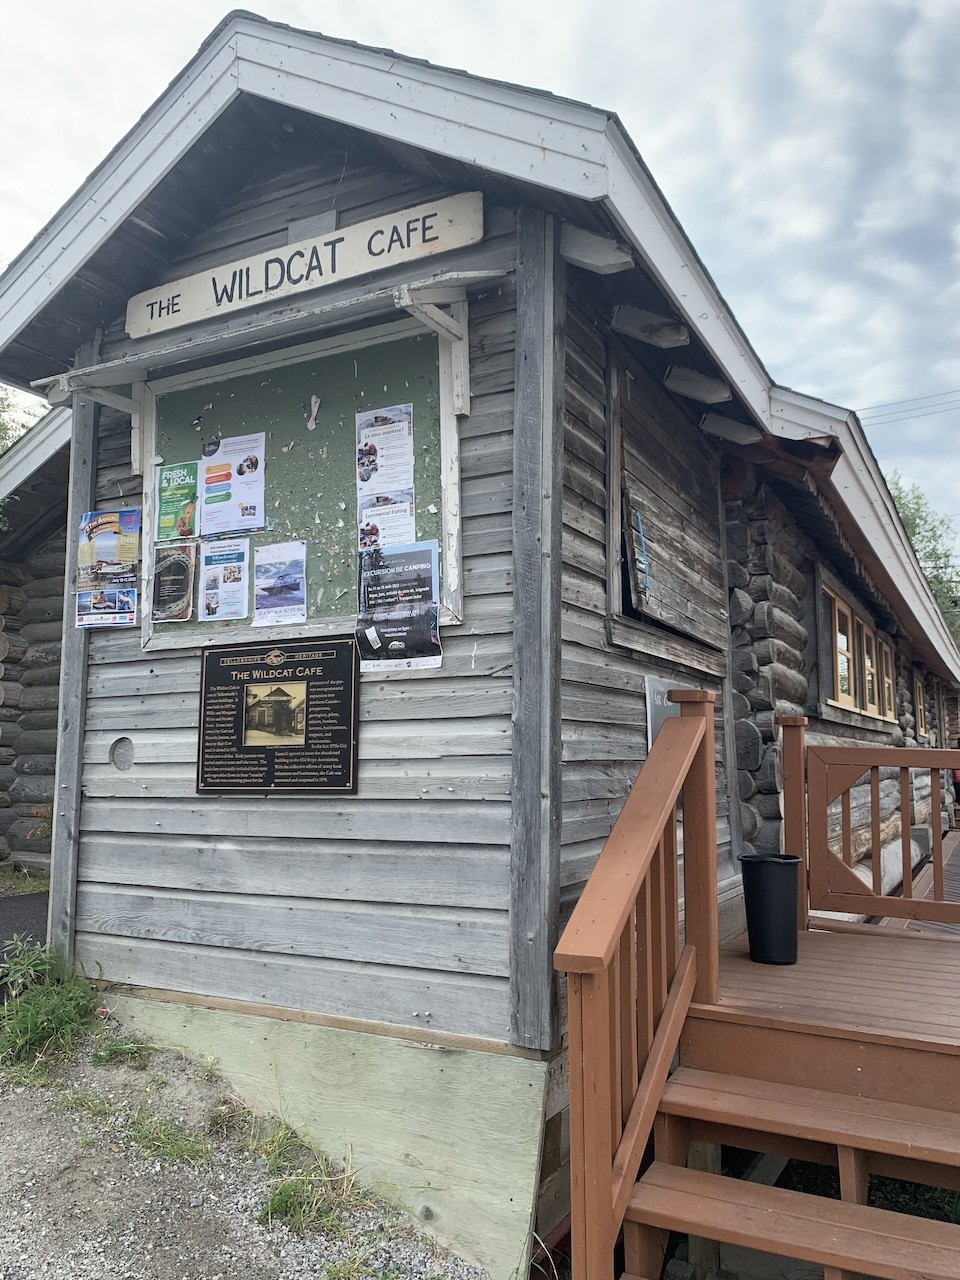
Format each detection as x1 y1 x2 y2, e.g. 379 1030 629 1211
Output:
0 940 97 1062
91 1036 155 1068
259 1151 372 1236
250 1118 313 1173
126 1114 212 1164
0 1058 52 1087
321 1252 374 1280
0 867 50 898
58 1088 114 1119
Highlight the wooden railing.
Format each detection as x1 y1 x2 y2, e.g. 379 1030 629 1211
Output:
782 717 960 925
554 691 718 1280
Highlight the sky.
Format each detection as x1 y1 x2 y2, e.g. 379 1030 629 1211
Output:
1 0 959 511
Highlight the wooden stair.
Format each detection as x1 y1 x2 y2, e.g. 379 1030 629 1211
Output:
627 1163 960 1280
622 1067 960 1279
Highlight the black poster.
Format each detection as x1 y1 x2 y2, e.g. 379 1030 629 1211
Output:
197 637 359 794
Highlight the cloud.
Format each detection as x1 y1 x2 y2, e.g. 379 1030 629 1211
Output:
1 0 958 517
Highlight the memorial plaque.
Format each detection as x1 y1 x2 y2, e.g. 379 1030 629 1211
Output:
198 637 358 794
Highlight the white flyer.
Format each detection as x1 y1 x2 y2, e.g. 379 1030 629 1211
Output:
357 488 416 550
355 404 415 497
199 538 250 622
253 541 307 626
198 432 266 537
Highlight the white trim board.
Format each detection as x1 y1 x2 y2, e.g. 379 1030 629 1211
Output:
0 406 71 502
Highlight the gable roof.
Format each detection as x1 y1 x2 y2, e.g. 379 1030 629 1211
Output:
0 10 770 425
0 12 957 685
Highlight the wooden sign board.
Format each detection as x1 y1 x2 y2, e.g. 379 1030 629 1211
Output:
197 637 359 794
126 192 484 339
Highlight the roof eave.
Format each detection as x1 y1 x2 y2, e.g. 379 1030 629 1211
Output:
770 387 960 686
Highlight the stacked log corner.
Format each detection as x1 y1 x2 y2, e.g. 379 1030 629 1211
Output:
0 536 65 868
724 468 809 857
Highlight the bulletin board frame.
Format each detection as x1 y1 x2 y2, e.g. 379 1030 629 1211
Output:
138 316 463 652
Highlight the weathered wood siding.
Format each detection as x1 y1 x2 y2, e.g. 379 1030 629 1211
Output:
559 280 734 909
74 156 521 1041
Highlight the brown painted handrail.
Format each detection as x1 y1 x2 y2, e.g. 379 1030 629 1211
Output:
554 714 705 974
555 691 718 1280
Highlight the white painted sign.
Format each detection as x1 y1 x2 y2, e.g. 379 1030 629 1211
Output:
125 192 484 339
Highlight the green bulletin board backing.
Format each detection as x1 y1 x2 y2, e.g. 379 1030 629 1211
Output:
155 332 442 630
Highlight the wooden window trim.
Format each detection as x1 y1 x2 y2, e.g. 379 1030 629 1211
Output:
820 581 896 723
915 674 927 737
879 639 895 721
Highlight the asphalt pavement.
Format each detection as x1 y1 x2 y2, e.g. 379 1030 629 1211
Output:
0 891 49 946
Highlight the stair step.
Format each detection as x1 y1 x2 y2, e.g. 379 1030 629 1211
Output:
627 1163 960 1280
661 1067 960 1165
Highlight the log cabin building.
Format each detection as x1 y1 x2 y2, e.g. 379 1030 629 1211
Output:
2 14 960 1277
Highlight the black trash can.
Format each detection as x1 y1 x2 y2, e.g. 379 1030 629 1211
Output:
737 853 802 965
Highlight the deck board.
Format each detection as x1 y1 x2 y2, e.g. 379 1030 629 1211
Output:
713 928 960 1050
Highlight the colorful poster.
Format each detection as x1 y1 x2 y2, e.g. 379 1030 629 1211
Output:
357 489 416 550
355 540 441 671
155 461 199 540
198 432 266 538
200 538 250 622
253 540 307 627
151 542 196 623
355 404 415 495
76 509 140 629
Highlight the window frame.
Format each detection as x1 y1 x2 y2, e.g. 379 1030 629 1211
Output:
914 673 927 738
820 579 896 723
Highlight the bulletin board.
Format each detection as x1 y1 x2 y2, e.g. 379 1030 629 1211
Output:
150 329 443 636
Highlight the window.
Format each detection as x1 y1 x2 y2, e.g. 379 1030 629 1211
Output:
821 585 895 721
915 675 927 737
879 640 895 720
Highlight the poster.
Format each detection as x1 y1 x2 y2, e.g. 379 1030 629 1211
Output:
76 509 140 628
357 489 416 550
200 538 250 622
151 542 196 623
199 432 266 537
156 461 199 541
253 540 307 626
197 637 359 794
355 540 442 671
355 404 415 495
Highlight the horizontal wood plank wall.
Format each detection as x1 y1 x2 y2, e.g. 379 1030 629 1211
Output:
558 280 732 913
75 158 520 1043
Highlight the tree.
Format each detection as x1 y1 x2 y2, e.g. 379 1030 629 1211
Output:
0 382 44 455
887 470 960 647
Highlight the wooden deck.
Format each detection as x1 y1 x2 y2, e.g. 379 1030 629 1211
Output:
703 927 960 1050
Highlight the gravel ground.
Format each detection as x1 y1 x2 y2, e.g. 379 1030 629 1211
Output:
0 1024 489 1280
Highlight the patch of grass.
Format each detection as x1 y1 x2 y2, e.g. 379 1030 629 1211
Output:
0 868 50 899
251 1118 313 1173
259 1152 372 1236
91 1035 155 1068
58 1088 114 1119
210 1092 254 1137
0 1058 53 1087
0 939 98 1063
127 1113 212 1164
321 1252 374 1280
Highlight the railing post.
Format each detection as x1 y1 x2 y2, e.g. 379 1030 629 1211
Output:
779 715 809 932
670 690 718 1004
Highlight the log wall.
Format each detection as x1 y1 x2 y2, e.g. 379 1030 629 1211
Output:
0 534 65 867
